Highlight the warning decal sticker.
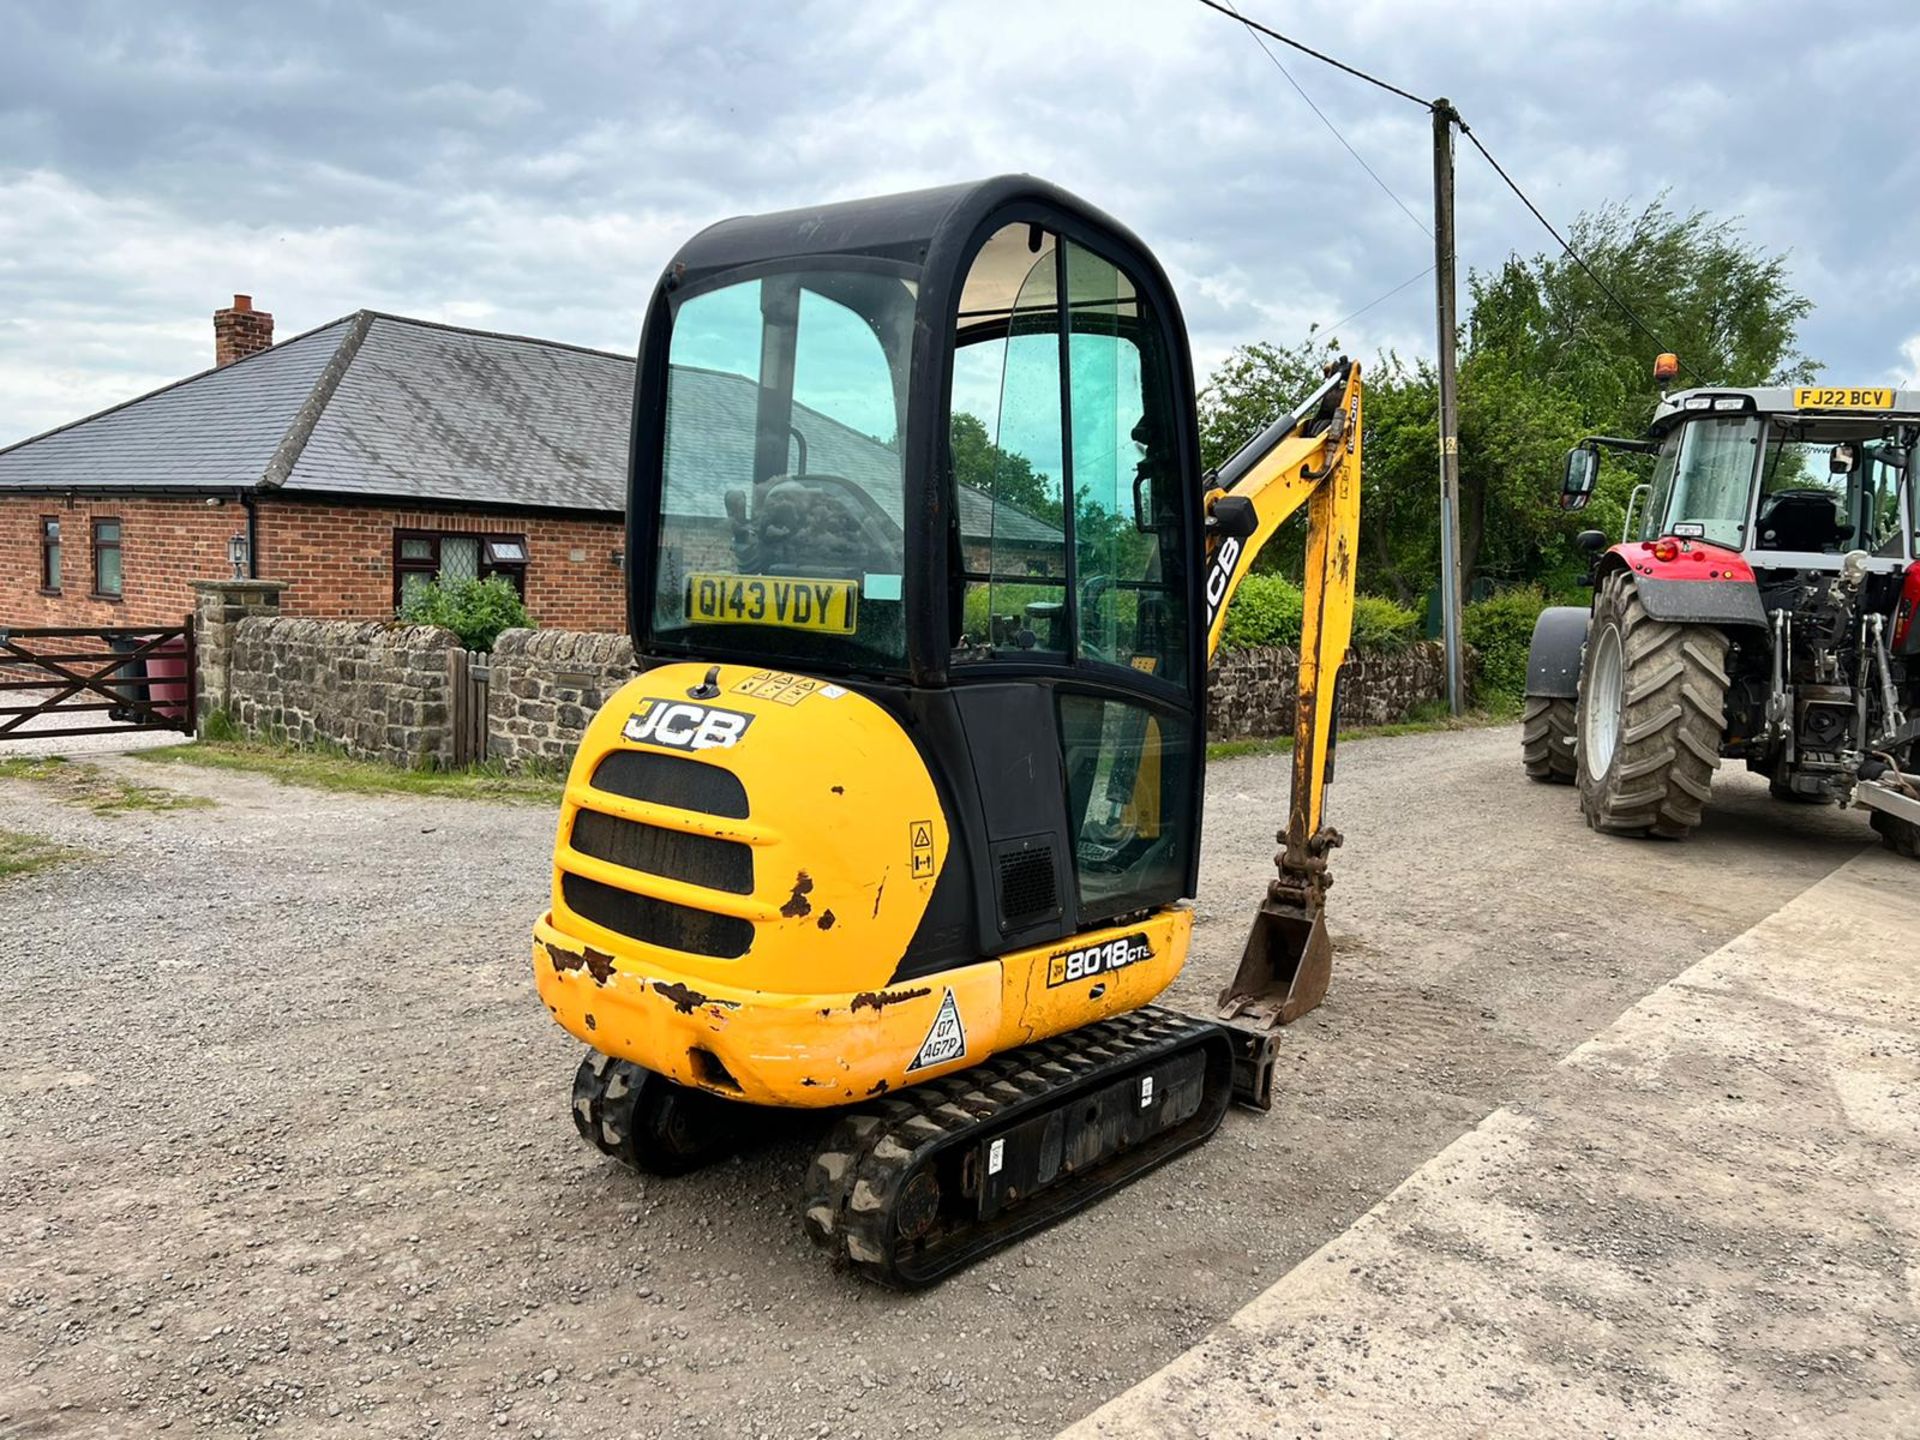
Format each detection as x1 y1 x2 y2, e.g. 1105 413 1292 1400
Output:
907 988 967 1072
909 820 935 879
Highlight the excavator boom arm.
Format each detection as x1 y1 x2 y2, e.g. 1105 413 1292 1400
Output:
1202 361 1364 1030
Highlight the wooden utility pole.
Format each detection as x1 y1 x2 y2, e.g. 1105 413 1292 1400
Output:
1431 98 1465 715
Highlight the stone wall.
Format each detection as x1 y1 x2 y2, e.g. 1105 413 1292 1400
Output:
1206 641 1465 742
193 578 290 727
228 616 458 767
208 613 1460 772
485 627 638 771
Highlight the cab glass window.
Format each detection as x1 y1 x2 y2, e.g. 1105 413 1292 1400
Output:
654 270 917 671
1757 431 1870 555
1065 242 1187 686
950 226 1069 657
1863 443 1908 556
1650 416 1760 548
948 228 1188 685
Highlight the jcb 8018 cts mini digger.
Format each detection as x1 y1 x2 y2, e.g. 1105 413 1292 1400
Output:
533 176 1364 1286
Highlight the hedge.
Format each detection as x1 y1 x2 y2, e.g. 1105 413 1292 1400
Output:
1462 586 1553 702
397 575 532 651
1219 574 1419 653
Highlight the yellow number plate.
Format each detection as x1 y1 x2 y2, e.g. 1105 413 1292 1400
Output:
1794 387 1893 410
687 574 858 634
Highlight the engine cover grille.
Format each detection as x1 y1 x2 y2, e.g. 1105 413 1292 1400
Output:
589 749 749 818
561 872 754 960
570 809 753 895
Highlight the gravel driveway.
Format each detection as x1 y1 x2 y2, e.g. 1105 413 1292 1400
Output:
0 726 1879 1438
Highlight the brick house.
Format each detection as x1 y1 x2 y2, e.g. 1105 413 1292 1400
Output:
0 298 1059 633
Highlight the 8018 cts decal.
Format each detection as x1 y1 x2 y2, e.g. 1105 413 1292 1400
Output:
623 700 754 751
1046 932 1154 987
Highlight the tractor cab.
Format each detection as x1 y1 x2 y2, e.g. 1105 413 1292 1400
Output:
1631 387 1918 574
1563 385 1920 581
619 175 1210 975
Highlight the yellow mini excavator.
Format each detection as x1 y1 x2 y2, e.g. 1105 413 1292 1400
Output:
533 176 1362 1286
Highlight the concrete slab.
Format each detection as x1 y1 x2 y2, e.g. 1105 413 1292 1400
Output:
1065 848 1920 1439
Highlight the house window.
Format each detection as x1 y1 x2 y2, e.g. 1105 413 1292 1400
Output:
40 517 61 593
92 518 123 598
393 529 528 607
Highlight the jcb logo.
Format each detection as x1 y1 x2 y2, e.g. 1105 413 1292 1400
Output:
1204 537 1241 628
623 700 755 752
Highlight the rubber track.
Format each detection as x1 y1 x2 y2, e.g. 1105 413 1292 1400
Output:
571 1050 636 1163
1581 571 1729 839
802 1006 1222 1288
1521 694 1577 783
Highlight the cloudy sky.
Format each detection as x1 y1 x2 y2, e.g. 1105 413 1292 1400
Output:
3 0 1917 446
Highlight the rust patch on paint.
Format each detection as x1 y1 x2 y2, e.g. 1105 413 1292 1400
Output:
652 980 739 1014
866 1078 890 1097
780 872 815 918
547 943 614 984
817 910 836 931
850 985 931 1014
583 1013 596 1031
830 785 845 795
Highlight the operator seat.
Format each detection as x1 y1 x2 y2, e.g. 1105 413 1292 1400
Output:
1757 491 1853 553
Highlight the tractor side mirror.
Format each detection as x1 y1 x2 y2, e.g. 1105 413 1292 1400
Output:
1575 529 1608 554
1559 445 1598 512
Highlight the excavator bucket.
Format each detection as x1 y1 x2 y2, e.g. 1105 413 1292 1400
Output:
1217 886 1332 1029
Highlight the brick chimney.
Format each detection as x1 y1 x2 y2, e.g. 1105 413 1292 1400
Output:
213 294 274 367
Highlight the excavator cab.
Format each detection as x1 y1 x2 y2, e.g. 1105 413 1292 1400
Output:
627 177 1208 948
539 177 1364 1286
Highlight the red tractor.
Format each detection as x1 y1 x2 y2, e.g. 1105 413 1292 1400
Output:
1524 361 1920 856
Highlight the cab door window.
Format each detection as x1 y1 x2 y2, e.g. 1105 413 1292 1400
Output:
950 226 1069 656
948 230 1188 682
1064 241 1187 687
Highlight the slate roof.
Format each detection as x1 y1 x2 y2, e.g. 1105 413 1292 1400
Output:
0 317 356 493
0 310 1060 546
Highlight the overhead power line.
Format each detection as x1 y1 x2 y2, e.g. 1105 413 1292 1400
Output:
1319 265 1435 339
1192 0 1427 107
1192 0 1686 371
1214 0 1430 240
1454 118 1686 374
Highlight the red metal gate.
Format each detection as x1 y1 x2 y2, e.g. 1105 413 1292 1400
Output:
0 621 196 741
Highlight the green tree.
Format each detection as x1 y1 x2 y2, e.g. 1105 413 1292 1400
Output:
950 410 1061 525
1197 332 1345 471
1195 197 1817 606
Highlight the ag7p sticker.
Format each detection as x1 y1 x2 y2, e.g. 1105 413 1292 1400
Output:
623 699 755 752
907 988 967 1072
1046 932 1154 988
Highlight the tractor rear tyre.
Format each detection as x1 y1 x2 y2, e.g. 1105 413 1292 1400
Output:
1521 695 1578 783
1576 571 1729 839
1871 808 1920 859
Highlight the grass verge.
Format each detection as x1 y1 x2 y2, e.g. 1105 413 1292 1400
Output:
0 828 86 879
1206 702 1513 762
0 755 214 814
132 740 567 803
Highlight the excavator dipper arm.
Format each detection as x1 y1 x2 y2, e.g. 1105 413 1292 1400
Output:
1200 360 1364 1027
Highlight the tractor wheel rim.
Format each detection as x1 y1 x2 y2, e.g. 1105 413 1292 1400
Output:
1586 624 1624 777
